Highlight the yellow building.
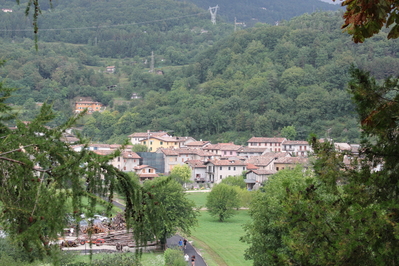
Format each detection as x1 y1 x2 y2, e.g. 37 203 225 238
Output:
140 136 185 151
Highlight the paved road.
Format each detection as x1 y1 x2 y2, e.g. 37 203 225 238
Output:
167 235 206 266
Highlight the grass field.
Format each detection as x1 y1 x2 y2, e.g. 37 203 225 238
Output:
190 210 252 266
185 191 209 208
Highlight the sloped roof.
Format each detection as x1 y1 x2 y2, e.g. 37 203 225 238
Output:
282 140 309 145
134 165 155 170
245 155 277 166
185 160 206 168
185 141 210 147
237 147 269 153
246 163 259 170
250 169 277 175
128 131 169 138
247 137 286 143
205 159 247 166
274 157 308 164
138 173 159 178
92 150 115 156
122 151 141 159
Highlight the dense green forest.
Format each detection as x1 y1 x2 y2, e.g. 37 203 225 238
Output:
178 0 342 26
1 0 399 144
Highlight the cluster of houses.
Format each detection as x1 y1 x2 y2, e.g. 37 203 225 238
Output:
68 131 358 190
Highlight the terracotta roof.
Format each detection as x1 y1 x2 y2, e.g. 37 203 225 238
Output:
122 151 141 159
159 148 216 157
185 160 206 168
92 150 115 156
245 156 276 166
203 143 238 151
205 159 247 166
263 152 290 157
159 148 179 156
250 169 277 175
282 140 309 145
128 131 168 138
138 173 159 178
274 157 308 164
219 144 242 151
246 163 259 170
237 147 269 153
185 141 210 147
247 137 286 143
149 136 186 142
134 165 154 170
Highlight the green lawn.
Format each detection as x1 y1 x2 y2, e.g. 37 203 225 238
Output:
185 191 209 208
190 210 252 266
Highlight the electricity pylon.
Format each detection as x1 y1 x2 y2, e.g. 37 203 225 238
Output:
209 5 219 25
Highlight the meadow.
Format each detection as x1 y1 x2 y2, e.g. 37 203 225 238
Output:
186 192 253 266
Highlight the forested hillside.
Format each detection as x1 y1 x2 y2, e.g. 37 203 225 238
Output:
0 0 231 59
177 0 342 26
1 1 399 145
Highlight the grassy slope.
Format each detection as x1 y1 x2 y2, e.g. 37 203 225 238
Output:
186 192 252 266
191 210 252 266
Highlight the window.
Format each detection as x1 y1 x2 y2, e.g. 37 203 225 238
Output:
233 167 236 171
276 167 279 171
230 151 232 155
220 175 222 179
143 141 146 145
220 166 222 170
150 141 153 145
160 141 163 145
224 151 227 155
243 167 246 170
228 167 231 170
304 146 307 151
117 157 120 162
123 166 126 170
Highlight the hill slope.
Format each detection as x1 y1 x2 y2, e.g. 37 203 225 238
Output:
178 0 342 26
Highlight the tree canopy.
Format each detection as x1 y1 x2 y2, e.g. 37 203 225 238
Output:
206 183 240 222
242 68 399 265
338 0 399 42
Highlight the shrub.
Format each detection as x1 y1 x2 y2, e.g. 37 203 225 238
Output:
164 248 186 266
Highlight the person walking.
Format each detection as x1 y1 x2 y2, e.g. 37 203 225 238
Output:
183 238 188 249
178 239 183 250
184 253 189 263
191 255 196 266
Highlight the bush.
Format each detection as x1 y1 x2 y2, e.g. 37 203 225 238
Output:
164 248 186 266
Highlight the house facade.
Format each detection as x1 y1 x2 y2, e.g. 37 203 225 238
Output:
245 169 276 190
186 160 207 183
75 101 103 114
128 131 170 145
134 165 159 181
204 159 247 184
274 157 308 171
140 136 186 151
247 137 286 152
282 140 312 156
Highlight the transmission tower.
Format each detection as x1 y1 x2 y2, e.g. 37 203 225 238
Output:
150 51 154 73
209 5 219 25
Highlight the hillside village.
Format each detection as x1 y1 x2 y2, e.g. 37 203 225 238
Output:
68 131 359 191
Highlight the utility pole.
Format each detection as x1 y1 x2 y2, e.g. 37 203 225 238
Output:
209 5 219 25
150 51 154 73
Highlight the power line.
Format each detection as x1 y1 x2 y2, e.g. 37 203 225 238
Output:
0 11 209 32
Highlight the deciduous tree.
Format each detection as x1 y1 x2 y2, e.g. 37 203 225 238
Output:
206 183 240 222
